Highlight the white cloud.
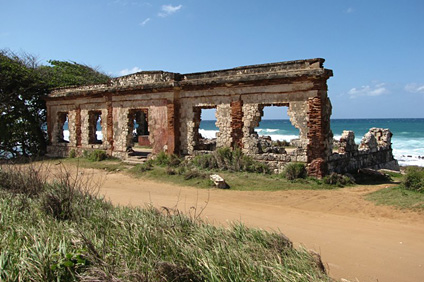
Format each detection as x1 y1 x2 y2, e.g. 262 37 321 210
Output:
348 83 388 98
158 4 182 17
405 83 424 94
346 7 355 13
140 18 151 26
119 67 142 76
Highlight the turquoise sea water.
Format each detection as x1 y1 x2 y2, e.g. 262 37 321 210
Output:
198 118 424 167
62 118 423 167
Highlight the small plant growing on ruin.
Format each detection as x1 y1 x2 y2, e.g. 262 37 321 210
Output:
282 163 307 180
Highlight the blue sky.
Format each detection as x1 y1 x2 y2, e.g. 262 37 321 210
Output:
1 0 423 119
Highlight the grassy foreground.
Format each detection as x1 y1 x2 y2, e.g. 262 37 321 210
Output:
0 165 329 281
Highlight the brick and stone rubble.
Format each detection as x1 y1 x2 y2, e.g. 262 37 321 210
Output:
45 58 399 177
328 128 399 173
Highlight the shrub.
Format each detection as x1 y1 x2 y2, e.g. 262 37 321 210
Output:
154 151 170 166
323 173 354 187
0 164 45 197
139 160 153 172
41 166 102 221
192 154 217 170
68 149 77 158
191 147 270 174
83 150 107 162
282 163 307 180
402 167 424 193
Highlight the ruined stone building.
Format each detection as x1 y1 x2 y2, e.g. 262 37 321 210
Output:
45 58 398 177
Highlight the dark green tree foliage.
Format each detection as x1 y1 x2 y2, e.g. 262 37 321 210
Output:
38 60 110 88
0 50 110 158
0 51 48 158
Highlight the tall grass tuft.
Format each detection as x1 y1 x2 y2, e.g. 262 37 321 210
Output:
0 164 330 281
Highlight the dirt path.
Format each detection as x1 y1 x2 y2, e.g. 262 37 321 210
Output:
55 165 424 281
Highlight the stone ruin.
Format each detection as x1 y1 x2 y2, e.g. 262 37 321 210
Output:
329 128 399 173
45 58 399 177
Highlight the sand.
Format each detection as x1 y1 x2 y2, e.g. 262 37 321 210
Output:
51 165 424 281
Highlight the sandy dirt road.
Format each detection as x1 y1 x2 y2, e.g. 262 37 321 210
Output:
54 165 424 282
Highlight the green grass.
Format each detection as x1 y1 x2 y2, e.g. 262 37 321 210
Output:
48 157 128 172
0 165 330 281
366 186 424 210
128 164 335 191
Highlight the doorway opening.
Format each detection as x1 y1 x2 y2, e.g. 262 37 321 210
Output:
57 112 69 143
126 109 150 157
193 107 217 151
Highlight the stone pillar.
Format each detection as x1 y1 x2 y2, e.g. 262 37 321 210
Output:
307 96 328 178
241 103 262 154
75 107 82 146
230 100 244 149
216 104 232 148
107 95 114 151
167 102 177 154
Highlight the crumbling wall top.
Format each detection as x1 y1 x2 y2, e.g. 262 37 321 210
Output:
48 58 332 99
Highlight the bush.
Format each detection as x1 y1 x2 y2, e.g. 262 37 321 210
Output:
323 173 354 187
153 151 170 166
139 160 153 172
68 149 76 158
0 164 45 197
83 150 107 162
191 147 270 174
41 168 101 221
282 163 307 180
402 167 424 193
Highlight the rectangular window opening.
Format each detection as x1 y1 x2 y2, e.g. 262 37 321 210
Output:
254 104 300 154
57 112 69 143
89 111 103 144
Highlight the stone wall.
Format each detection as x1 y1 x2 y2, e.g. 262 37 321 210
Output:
328 128 400 173
45 58 401 177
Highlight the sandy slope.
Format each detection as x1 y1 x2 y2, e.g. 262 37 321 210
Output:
53 165 424 282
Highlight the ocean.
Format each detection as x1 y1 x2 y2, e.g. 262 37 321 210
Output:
198 118 424 167
63 118 424 167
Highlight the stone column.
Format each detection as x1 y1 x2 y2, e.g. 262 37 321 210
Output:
107 94 114 151
215 104 231 148
75 106 82 146
230 100 244 149
306 94 332 178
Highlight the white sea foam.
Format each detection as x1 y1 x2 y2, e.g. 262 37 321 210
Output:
63 130 103 141
265 134 300 142
63 128 424 167
63 130 70 141
199 129 218 139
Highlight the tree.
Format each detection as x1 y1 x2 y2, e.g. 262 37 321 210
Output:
0 50 110 159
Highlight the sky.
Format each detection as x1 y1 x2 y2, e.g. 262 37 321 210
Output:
1 0 423 119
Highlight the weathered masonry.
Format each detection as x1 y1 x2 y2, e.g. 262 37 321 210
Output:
45 58 398 177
